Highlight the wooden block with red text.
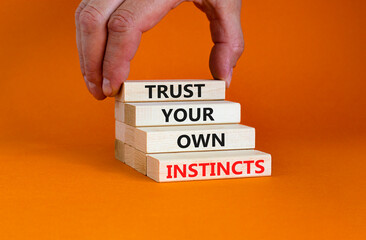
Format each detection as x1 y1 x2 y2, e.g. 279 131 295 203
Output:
147 150 271 182
115 80 225 102
115 121 255 153
115 100 241 127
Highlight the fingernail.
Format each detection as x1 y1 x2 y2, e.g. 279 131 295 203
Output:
226 68 233 88
84 76 90 89
88 81 98 96
102 78 113 96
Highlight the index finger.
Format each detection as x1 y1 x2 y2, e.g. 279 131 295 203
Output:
102 0 181 96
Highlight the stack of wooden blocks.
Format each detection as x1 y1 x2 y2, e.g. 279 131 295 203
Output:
115 80 272 182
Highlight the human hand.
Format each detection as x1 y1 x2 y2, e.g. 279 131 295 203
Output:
75 0 244 100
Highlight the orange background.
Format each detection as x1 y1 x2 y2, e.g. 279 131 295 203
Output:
1 0 365 239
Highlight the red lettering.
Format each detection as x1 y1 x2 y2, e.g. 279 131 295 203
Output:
174 164 187 178
217 162 230 175
198 163 210 176
232 161 243 175
188 163 198 177
243 160 255 174
255 160 265 173
166 165 173 178
210 162 216 176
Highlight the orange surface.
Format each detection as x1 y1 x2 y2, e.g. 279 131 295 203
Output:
1 0 365 239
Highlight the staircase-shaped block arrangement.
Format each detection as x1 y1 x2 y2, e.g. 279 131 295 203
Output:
115 80 272 182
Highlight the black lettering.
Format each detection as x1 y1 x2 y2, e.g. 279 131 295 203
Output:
194 84 205 97
158 85 169 98
189 108 201 121
170 84 182 98
212 133 225 147
161 109 173 122
203 108 214 121
174 108 187 122
192 134 211 148
177 135 190 148
145 85 156 98
183 84 193 98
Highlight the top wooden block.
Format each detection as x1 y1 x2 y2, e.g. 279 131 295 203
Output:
115 80 226 102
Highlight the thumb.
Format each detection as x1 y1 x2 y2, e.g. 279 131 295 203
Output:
195 0 244 87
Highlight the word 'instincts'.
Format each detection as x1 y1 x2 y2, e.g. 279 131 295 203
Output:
166 160 265 179
145 84 205 99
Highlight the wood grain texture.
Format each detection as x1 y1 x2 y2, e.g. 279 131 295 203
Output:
115 100 241 127
114 139 125 163
114 101 125 123
115 139 147 175
115 80 225 102
124 144 135 168
147 150 271 182
115 121 255 153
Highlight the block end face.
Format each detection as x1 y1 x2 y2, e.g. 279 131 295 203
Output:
114 139 125 163
115 101 125 122
147 156 161 182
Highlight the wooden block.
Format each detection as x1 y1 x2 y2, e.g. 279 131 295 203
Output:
133 148 147 175
124 143 135 168
115 80 225 102
147 150 271 182
114 100 125 122
115 121 140 149
115 139 147 175
115 100 241 126
114 139 125 163
116 121 255 153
